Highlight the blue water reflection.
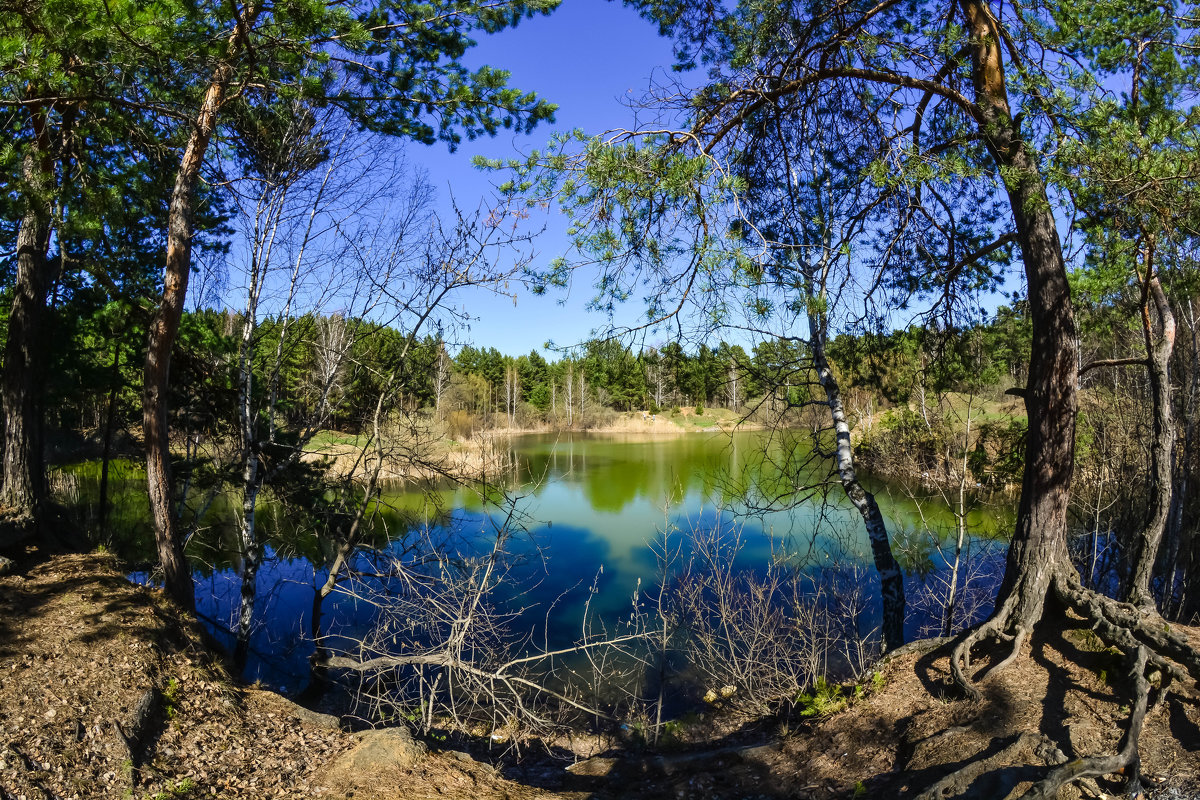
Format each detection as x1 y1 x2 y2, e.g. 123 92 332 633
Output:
126 431 1010 690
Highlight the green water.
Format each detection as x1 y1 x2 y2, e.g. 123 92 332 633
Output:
58 429 1013 686
496 429 1009 570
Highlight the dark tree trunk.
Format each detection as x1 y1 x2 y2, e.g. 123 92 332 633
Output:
2 145 55 530
1125 266 1175 607
98 338 123 537
961 0 1078 630
308 543 350 689
1167 301 1198 619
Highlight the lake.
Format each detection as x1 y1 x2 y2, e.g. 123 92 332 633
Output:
68 429 1012 692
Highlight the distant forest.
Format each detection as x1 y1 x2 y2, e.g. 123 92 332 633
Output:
38 302 1032 440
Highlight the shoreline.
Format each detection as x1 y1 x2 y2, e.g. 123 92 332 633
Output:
5 552 1197 799
456 407 771 438
46 413 771 489
306 410 770 483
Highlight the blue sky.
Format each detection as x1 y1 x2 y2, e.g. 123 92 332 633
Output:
410 0 677 357
215 0 1025 358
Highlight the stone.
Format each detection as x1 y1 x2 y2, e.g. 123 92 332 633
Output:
566 757 619 777
323 727 427 789
288 704 341 730
0 513 34 550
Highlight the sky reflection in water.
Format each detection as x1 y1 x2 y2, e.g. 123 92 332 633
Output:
132 431 1010 690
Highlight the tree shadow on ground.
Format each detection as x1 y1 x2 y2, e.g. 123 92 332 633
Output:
486 701 911 800
1169 694 1200 750
483 716 790 798
0 553 191 661
1028 620 1118 759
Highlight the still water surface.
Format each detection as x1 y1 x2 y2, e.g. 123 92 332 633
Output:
75 430 1012 690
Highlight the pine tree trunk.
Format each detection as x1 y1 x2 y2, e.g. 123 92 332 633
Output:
144 90 223 613
962 0 1078 629
1 147 54 528
143 8 257 612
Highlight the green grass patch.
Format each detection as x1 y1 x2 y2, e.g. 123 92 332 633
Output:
308 430 364 450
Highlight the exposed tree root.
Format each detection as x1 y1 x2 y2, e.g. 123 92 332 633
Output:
1016 645 1149 800
949 592 1023 700
1056 573 1200 686
114 687 162 789
950 567 1200 700
922 639 1153 800
933 567 1200 799
913 731 1056 800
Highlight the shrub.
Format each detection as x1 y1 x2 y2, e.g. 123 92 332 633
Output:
797 677 846 717
445 410 475 439
694 405 704 416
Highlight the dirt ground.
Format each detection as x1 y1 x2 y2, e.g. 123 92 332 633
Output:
2 552 1200 800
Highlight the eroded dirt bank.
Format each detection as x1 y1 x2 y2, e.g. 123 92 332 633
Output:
2 553 1199 799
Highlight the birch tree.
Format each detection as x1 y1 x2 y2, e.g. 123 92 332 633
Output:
433 339 452 416
306 201 541 686
224 106 422 669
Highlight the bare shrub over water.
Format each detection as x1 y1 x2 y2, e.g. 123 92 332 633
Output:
323 511 884 745
668 520 878 716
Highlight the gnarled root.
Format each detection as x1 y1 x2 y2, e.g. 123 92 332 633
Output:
949 593 1025 700
929 570 1200 800
913 731 1054 800
1055 573 1200 687
1017 644 1150 800
919 644 1151 800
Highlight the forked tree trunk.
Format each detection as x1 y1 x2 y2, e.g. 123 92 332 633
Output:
942 395 975 637
309 385 390 690
143 7 258 612
2 144 55 529
1125 266 1175 608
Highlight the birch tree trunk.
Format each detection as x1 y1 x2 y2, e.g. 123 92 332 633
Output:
943 395 975 637
434 346 450 416
809 314 906 651
565 362 574 427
